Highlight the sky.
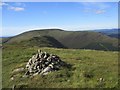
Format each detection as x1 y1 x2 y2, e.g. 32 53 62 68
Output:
1 2 118 36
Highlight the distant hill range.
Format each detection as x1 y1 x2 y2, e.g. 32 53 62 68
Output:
91 28 119 39
2 29 119 51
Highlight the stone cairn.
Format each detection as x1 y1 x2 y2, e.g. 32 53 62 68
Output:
24 50 66 77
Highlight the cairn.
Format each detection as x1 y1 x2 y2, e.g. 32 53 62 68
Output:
24 50 65 77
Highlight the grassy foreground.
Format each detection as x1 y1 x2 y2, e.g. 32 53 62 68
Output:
2 45 118 88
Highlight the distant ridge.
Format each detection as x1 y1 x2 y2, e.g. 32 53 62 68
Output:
3 29 118 51
90 28 119 39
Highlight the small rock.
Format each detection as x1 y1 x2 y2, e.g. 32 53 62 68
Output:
25 71 30 75
10 77 14 81
67 80 70 82
12 68 24 73
33 72 39 76
22 75 29 78
12 84 16 90
99 78 104 82
40 66 52 75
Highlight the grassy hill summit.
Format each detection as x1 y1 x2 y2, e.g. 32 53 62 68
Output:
2 46 118 88
3 29 118 51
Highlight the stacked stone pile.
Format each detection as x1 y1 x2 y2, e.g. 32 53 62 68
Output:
24 50 66 76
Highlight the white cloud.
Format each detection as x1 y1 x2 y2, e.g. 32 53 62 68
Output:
1 2 25 11
0 2 9 6
8 6 25 11
95 10 105 14
0 2 25 11
96 3 110 9
82 2 110 14
14 2 26 7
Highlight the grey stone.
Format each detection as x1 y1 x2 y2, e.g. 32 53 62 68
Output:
40 66 52 75
25 71 30 75
23 50 66 77
10 77 14 81
12 84 16 90
12 68 24 73
33 72 39 76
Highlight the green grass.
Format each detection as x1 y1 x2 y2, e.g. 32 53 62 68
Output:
2 45 118 88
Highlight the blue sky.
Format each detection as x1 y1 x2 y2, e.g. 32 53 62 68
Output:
1 2 118 36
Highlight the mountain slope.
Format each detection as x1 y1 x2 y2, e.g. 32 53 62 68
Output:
3 29 118 51
4 35 66 48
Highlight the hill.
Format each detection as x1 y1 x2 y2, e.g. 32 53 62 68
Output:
5 36 66 48
3 29 118 51
2 46 118 88
108 34 119 39
92 28 119 39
